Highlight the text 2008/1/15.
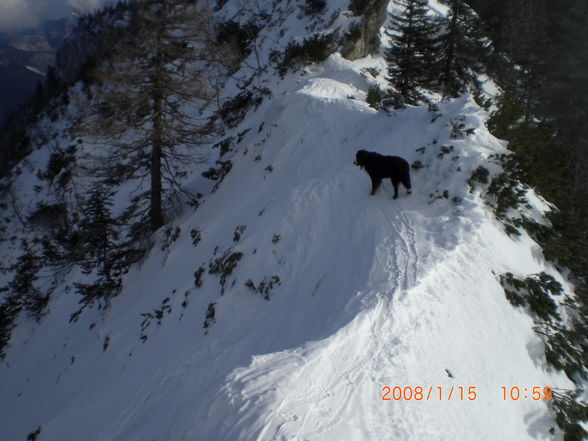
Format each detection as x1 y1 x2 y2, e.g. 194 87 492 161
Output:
381 386 477 401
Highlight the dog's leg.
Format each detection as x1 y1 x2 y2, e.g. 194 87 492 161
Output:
391 178 399 199
370 177 381 196
402 174 412 195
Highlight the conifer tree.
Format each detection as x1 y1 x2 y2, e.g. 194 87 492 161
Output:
74 184 139 308
7 241 48 321
1 242 48 357
385 0 438 104
487 92 569 202
80 0 233 233
78 184 119 277
0 295 20 358
435 0 490 97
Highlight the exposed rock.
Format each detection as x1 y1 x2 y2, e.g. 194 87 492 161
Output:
340 0 388 60
55 20 104 84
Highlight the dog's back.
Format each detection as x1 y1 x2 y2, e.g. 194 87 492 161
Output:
354 149 412 198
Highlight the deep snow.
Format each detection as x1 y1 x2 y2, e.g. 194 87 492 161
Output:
0 1 578 440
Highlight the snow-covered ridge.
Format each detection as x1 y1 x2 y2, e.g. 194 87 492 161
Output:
0 1 578 440
1 52 573 440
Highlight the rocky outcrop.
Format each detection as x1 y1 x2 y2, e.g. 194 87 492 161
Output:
55 18 104 84
340 0 389 60
55 7 129 85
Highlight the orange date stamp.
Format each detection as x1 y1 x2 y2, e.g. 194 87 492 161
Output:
380 386 553 401
381 386 478 401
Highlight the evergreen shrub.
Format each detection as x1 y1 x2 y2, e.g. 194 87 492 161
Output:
277 33 335 76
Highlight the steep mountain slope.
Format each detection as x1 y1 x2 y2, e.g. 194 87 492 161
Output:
0 1 580 440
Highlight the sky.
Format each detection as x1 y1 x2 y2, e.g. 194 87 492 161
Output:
0 0 114 33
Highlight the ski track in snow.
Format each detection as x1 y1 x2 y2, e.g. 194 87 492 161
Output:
188 75 560 441
0 11 577 441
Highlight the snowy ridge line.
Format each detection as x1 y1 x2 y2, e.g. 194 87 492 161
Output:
0 0 578 439
191 72 566 440
2 67 569 440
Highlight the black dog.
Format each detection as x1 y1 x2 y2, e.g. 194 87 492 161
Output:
354 149 412 199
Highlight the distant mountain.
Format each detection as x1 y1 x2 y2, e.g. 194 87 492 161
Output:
0 17 73 125
0 65 42 120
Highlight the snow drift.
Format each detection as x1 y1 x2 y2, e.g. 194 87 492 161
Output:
0 1 577 441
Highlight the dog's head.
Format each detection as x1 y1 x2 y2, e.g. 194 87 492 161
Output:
354 149 369 168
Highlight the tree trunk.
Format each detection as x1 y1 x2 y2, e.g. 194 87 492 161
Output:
150 19 165 232
443 4 459 97
150 91 164 232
